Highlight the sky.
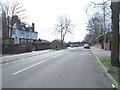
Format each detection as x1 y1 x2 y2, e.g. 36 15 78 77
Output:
17 0 103 42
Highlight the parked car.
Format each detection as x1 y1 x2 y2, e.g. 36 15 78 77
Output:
84 44 90 49
70 44 79 47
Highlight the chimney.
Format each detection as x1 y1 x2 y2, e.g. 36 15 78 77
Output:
32 23 35 32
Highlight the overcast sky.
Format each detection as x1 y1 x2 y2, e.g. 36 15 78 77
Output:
18 0 103 42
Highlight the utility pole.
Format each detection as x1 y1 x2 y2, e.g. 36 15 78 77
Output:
111 1 119 67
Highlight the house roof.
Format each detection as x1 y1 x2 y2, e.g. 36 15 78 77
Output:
16 23 26 30
26 27 33 31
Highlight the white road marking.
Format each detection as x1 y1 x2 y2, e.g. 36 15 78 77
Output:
112 84 116 88
13 60 46 75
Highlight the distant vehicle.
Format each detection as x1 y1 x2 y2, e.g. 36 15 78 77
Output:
70 44 79 47
84 44 90 49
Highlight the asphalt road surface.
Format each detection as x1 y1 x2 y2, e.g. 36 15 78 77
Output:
2 47 113 88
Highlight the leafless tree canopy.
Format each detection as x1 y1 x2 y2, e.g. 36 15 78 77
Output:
87 13 104 34
85 0 111 42
0 0 26 20
0 0 26 39
55 15 73 48
86 0 111 19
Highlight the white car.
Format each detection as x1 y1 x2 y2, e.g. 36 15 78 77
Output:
84 44 90 49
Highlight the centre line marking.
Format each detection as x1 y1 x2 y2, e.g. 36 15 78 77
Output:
13 60 46 75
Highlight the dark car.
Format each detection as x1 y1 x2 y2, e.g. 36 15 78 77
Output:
84 44 90 49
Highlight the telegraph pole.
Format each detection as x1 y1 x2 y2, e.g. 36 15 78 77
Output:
111 1 119 67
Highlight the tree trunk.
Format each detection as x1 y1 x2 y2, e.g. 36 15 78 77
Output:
101 41 104 49
111 2 119 67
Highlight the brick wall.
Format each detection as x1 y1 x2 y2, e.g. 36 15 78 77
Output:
95 42 111 51
2 44 28 54
35 43 50 51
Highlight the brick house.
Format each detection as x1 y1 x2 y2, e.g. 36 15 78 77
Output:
51 39 67 49
51 39 61 49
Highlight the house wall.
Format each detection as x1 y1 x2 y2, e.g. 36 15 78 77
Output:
51 40 61 49
10 28 38 44
95 42 111 51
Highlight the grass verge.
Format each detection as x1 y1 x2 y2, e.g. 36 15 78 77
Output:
100 58 120 85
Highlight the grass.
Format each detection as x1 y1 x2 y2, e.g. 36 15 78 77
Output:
100 58 120 85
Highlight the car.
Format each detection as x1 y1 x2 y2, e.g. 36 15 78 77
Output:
84 44 90 49
70 44 79 48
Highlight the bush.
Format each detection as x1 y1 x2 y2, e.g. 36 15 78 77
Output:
96 34 104 44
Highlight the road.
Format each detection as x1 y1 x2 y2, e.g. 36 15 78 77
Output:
2 47 113 88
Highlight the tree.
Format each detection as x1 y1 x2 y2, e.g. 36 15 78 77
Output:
96 34 104 49
0 0 26 42
55 16 73 49
86 13 104 46
111 2 119 67
86 0 111 49
0 0 26 20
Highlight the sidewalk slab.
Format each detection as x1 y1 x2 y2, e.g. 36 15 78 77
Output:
1 49 54 63
91 46 111 59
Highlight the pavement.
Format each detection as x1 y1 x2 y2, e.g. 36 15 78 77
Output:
0 49 55 64
91 46 119 89
91 46 111 60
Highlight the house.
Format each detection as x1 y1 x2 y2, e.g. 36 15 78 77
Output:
51 39 66 49
2 13 38 45
10 23 38 44
2 13 38 54
51 39 61 49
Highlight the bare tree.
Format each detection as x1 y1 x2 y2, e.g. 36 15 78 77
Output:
86 0 111 49
0 0 26 20
87 13 104 35
86 13 105 47
55 16 73 49
0 0 26 43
